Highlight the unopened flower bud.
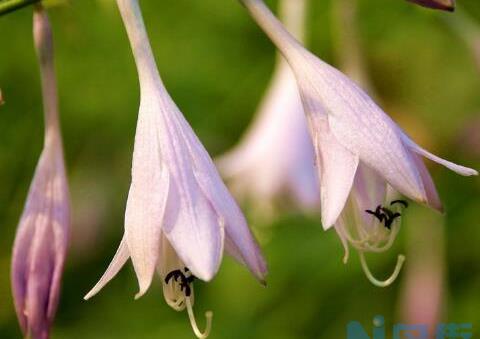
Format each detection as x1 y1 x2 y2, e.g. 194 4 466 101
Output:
11 6 70 339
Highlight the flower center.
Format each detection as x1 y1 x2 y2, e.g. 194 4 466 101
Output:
163 267 212 339
336 198 409 287
164 267 196 297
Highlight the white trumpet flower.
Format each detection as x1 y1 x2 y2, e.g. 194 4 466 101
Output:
85 1 267 337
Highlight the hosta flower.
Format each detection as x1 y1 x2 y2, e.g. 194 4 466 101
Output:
241 0 477 231
85 1 266 337
218 0 318 216
406 0 455 12
11 6 70 339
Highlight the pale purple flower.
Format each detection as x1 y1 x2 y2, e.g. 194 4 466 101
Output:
406 0 455 11
241 0 477 231
11 6 70 339
85 1 266 337
218 0 318 216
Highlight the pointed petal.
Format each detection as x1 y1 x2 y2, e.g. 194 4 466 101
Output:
309 114 359 230
84 237 130 300
402 135 478 176
410 152 443 212
125 165 170 299
192 162 267 281
175 113 267 281
123 98 172 299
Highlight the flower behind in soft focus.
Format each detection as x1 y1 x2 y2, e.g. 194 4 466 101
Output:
11 6 70 339
406 0 455 12
218 0 318 218
85 1 266 337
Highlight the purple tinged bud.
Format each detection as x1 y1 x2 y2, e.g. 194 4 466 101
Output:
11 5 70 339
406 0 455 12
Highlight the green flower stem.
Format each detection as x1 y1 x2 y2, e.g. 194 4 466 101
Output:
0 0 41 16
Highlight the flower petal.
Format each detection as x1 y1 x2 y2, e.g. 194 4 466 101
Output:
352 163 387 212
176 113 268 281
122 98 173 299
310 61 427 203
410 152 443 212
401 134 478 176
84 237 130 300
163 178 224 282
308 113 359 230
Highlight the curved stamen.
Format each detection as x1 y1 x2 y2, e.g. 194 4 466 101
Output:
359 251 406 287
165 295 186 311
185 297 213 339
342 224 389 251
359 225 401 253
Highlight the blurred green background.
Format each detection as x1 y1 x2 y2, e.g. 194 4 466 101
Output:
1 0 479 338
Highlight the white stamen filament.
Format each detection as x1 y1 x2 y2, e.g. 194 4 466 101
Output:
341 218 401 253
335 195 407 286
359 251 406 287
165 294 185 311
186 297 213 339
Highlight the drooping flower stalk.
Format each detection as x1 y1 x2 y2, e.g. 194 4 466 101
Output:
85 1 267 337
239 0 477 286
11 5 70 339
218 0 319 217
